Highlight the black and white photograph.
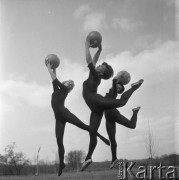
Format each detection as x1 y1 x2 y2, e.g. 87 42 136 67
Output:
0 0 178 179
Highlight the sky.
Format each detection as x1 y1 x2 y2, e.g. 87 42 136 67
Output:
0 0 179 163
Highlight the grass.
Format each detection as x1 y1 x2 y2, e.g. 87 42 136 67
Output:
0 167 178 180
0 170 119 180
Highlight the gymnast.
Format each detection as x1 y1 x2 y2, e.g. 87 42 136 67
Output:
105 77 143 169
81 40 144 171
45 60 110 176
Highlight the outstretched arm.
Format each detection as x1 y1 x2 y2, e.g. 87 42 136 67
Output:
92 44 102 66
53 68 56 77
85 40 93 65
45 60 68 91
46 60 56 81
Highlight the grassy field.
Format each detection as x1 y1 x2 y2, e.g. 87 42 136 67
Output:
1 170 120 180
0 167 178 180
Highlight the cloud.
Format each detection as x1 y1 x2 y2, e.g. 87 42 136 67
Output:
1 41 178 111
82 13 108 32
135 35 164 50
112 18 144 31
73 5 107 32
102 41 179 82
74 5 143 33
0 80 51 108
0 59 87 110
73 4 91 19
164 0 175 7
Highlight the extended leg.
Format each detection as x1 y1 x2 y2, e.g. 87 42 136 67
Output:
105 107 140 129
64 109 109 145
55 121 66 176
96 79 144 110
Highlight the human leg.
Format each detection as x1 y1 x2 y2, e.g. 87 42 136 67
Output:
106 119 117 163
55 121 66 176
65 109 89 131
95 79 144 110
81 112 103 171
64 109 110 145
85 112 103 160
118 79 144 107
106 107 140 129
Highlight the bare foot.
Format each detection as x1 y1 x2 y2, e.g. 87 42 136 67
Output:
131 79 144 90
132 106 141 113
58 163 66 176
103 138 110 146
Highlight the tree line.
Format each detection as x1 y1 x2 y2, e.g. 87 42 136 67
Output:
0 142 179 176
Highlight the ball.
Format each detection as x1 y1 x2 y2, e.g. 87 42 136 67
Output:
45 54 60 69
86 31 102 48
116 71 131 85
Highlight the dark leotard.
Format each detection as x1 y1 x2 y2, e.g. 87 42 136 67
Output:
51 78 68 110
104 80 139 163
83 63 132 115
83 63 101 112
52 77 111 174
105 79 118 99
51 78 76 123
104 80 136 127
105 79 119 121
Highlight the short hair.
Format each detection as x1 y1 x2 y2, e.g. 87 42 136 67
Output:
102 62 114 80
62 80 75 93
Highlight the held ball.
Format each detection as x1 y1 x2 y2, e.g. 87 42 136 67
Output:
116 71 131 85
45 54 60 69
86 31 102 48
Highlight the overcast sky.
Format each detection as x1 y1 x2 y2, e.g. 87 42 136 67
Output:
0 0 179 163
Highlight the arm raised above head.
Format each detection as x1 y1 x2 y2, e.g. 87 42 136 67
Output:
85 40 93 65
45 60 68 91
92 44 102 66
46 60 56 81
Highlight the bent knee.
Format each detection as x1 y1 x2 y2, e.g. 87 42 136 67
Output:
131 125 136 129
120 100 127 107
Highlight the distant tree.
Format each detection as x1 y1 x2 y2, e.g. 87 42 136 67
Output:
160 154 179 166
1 142 30 175
168 154 178 166
145 120 157 166
65 150 85 171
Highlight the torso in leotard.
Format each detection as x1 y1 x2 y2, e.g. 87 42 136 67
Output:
104 79 126 122
82 63 101 110
83 62 101 95
105 79 118 99
51 78 69 120
105 79 118 119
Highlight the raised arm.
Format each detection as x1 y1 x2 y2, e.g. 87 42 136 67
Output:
85 40 93 65
92 44 102 66
45 60 68 91
46 60 56 81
